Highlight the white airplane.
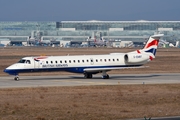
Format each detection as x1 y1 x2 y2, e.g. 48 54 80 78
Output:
4 34 164 81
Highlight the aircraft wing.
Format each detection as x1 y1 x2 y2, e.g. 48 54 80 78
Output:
84 66 148 72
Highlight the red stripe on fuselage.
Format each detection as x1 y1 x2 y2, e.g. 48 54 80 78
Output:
145 40 158 48
34 56 47 60
137 50 141 53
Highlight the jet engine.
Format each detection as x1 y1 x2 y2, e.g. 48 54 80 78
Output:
124 53 150 64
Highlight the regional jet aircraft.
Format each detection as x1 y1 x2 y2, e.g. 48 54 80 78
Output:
4 34 164 81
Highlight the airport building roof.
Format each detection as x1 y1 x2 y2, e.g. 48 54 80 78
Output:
0 21 180 44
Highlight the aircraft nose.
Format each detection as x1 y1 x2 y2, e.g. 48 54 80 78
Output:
3 68 18 75
4 68 7 72
4 68 9 73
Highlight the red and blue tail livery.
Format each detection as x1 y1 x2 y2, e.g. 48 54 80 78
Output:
133 34 164 60
143 34 163 56
4 34 164 81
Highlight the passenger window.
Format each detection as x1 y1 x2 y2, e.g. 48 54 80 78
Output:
113 59 115 62
82 60 84 63
65 60 67 63
78 60 80 63
55 61 57 64
100 59 102 62
87 60 89 62
51 61 53 64
73 60 76 63
109 59 111 61
69 60 71 63
96 59 98 62
117 59 119 61
46 61 48 64
60 60 62 63
104 59 106 62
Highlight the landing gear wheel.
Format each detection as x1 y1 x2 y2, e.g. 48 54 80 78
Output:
101 71 109 79
87 74 92 78
14 77 19 81
106 75 109 79
102 74 109 79
84 73 93 78
84 74 87 78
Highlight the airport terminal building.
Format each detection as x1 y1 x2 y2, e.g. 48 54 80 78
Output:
0 20 180 46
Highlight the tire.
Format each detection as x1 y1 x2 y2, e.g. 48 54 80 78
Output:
14 77 19 81
102 75 109 79
84 73 93 78
106 75 109 79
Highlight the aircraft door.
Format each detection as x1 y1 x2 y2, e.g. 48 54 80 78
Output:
34 60 40 69
39 61 45 68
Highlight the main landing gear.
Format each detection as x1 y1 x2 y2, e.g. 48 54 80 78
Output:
84 71 110 79
102 74 109 79
84 73 93 78
101 71 109 79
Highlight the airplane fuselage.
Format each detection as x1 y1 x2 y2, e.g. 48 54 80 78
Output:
4 53 145 76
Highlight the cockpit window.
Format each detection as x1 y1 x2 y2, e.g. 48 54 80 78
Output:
18 59 26 63
18 59 31 64
26 60 31 64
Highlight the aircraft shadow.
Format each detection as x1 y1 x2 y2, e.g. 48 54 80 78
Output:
21 74 162 81
70 74 161 80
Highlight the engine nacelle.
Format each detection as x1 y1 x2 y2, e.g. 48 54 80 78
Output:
124 53 150 64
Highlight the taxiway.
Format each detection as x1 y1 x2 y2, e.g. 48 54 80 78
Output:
0 73 180 88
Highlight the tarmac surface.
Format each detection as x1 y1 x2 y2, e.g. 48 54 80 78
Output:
1 73 180 120
130 116 180 120
0 73 180 88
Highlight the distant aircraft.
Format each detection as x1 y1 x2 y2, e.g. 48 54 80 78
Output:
87 36 106 47
4 34 164 81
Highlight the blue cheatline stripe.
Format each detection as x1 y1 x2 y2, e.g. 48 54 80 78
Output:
145 48 157 55
4 65 142 75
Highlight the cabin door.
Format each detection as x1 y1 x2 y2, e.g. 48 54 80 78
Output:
34 60 40 69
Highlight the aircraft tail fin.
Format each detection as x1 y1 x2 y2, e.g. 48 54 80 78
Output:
136 34 164 60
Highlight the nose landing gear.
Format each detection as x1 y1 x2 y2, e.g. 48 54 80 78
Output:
14 75 19 81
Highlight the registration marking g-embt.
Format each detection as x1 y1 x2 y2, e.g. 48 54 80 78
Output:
133 55 142 58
